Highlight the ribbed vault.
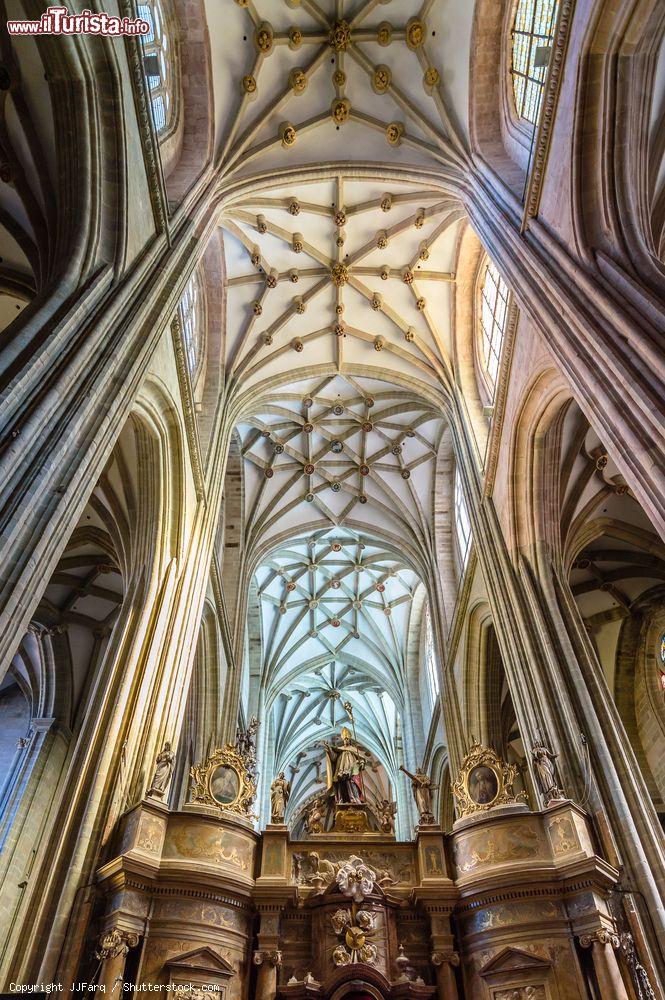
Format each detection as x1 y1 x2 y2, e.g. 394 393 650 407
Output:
254 526 423 836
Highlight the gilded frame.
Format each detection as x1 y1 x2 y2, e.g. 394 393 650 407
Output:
190 744 256 816
453 741 527 819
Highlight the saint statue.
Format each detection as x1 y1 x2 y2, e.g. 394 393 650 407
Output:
270 771 290 822
400 765 438 823
531 741 564 804
147 741 174 799
322 728 368 803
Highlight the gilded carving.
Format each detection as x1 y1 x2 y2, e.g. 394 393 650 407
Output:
405 18 425 49
453 741 527 818
377 22 392 46
331 98 351 126
280 122 297 148
255 22 273 54
329 19 351 52
190 745 256 817
372 65 391 94
386 122 404 146
331 263 349 287
289 69 307 95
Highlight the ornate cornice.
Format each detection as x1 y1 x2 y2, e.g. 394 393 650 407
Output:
521 0 577 232
170 315 206 503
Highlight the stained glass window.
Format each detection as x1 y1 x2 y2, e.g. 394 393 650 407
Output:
425 606 440 704
511 0 558 125
454 472 472 569
480 259 510 391
180 272 203 380
138 1 174 136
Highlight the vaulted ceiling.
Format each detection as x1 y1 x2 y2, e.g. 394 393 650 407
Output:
212 0 463 816
254 526 422 825
209 0 471 180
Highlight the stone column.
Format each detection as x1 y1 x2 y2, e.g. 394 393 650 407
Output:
95 928 139 993
580 931 629 999
253 949 282 1000
432 951 459 999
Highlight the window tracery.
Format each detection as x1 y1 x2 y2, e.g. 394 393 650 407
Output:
424 606 440 705
479 259 510 392
510 0 558 125
454 472 472 569
138 0 175 136
179 271 204 382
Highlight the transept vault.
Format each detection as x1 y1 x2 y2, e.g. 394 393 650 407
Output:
0 0 664 999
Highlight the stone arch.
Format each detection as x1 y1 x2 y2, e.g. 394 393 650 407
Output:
468 0 530 197
464 602 520 760
614 601 665 821
452 224 488 457
576 0 665 290
133 376 188 569
161 0 214 202
507 365 571 557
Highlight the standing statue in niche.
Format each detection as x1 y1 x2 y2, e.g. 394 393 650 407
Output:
400 765 438 824
322 728 368 803
147 741 175 799
531 740 565 805
270 771 290 823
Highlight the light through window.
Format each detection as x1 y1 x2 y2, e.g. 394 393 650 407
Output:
425 606 440 705
511 0 558 125
138 1 173 135
480 260 509 390
180 272 202 379
454 472 472 568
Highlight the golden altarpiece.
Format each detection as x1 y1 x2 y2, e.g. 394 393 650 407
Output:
88 726 646 1000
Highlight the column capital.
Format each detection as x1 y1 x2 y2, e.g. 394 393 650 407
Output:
579 929 620 949
431 950 459 967
253 949 282 968
95 928 139 961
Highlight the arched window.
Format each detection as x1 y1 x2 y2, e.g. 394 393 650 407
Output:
510 0 558 125
454 471 472 569
479 259 509 391
424 606 440 705
138 1 175 136
180 271 204 382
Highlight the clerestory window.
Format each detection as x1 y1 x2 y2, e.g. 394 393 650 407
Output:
510 0 558 126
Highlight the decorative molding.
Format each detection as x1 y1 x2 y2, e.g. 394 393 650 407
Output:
521 0 577 231
171 314 206 503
